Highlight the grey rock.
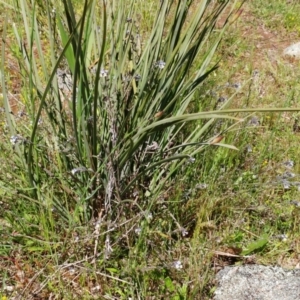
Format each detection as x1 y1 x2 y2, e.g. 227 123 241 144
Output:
214 265 300 300
283 42 300 59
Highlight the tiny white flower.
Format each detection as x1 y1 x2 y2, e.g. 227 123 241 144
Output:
71 167 84 175
133 190 139 197
173 260 183 270
68 268 76 275
181 228 188 237
91 285 101 292
4 285 14 292
195 183 208 190
146 141 159 151
282 180 290 190
71 167 93 175
100 69 108 77
135 227 142 235
187 156 195 164
10 135 19 145
276 234 288 242
145 212 153 221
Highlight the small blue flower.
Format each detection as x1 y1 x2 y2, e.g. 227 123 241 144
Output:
155 60 166 69
10 135 25 145
231 82 241 89
248 116 260 126
134 74 141 81
282 171 295 179
283 160 294 169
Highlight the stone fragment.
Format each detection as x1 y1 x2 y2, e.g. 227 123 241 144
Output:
283 42 300 59
214 265 300 300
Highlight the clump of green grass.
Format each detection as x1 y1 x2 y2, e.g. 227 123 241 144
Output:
0 0 247 297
